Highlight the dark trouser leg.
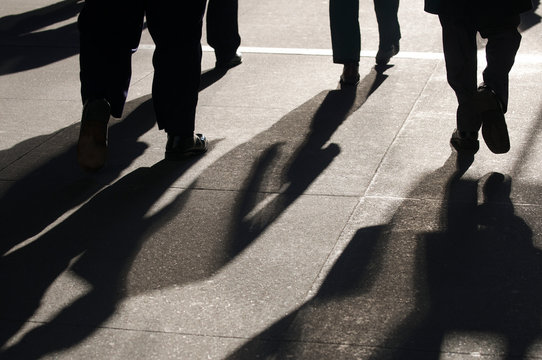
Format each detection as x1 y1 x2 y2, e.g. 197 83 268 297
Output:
78 0 144 118
146 0 207 136
206 0 241 61
329 0 361 64
373 0 401 47
479 15 522 113
439 14 480 132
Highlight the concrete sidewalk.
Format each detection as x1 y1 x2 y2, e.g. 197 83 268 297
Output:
1 0 542 358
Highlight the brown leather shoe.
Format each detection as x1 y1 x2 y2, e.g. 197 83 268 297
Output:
77 99 110 172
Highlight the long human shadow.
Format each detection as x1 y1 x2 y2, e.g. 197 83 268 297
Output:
0 94 161 350
98 67 390 293
221 67 388 257
0 67 387 358
368 101 542 359
0 0 83 75
0 156 204 358
362 98 542 359
224 155 463 359
99 66 389 295
365 175 542 359
218 69 394 359
0 95 155 257
227 152 542 359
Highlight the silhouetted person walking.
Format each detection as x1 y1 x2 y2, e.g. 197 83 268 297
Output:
77 0 208 172
206 0 242 69
425 0 533 154
330 0 401 84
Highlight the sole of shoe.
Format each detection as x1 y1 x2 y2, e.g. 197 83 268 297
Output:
481 110 510 154
477 87 510 154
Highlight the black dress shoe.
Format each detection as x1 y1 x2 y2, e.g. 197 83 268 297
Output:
477 84 510 154
77 98 111 172
376 41 400 65
450 129 479 154
215 52 242 69
165 133 208 160
340 63 360 85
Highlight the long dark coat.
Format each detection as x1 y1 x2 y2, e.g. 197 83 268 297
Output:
425 0 533 16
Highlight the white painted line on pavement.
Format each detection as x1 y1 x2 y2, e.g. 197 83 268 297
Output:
207 45 446 60
138 44 542 63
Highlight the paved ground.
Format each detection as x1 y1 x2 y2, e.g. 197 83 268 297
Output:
1 0 542 359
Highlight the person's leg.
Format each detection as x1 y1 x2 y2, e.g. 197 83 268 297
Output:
479 15 522 113
373 0 401 64
439 13 480 152
330 0 361 64
78 0 144 118
329 0 361 84
77 0 144 171
473 14 521 154
206 0 242 66
146 0 208 158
